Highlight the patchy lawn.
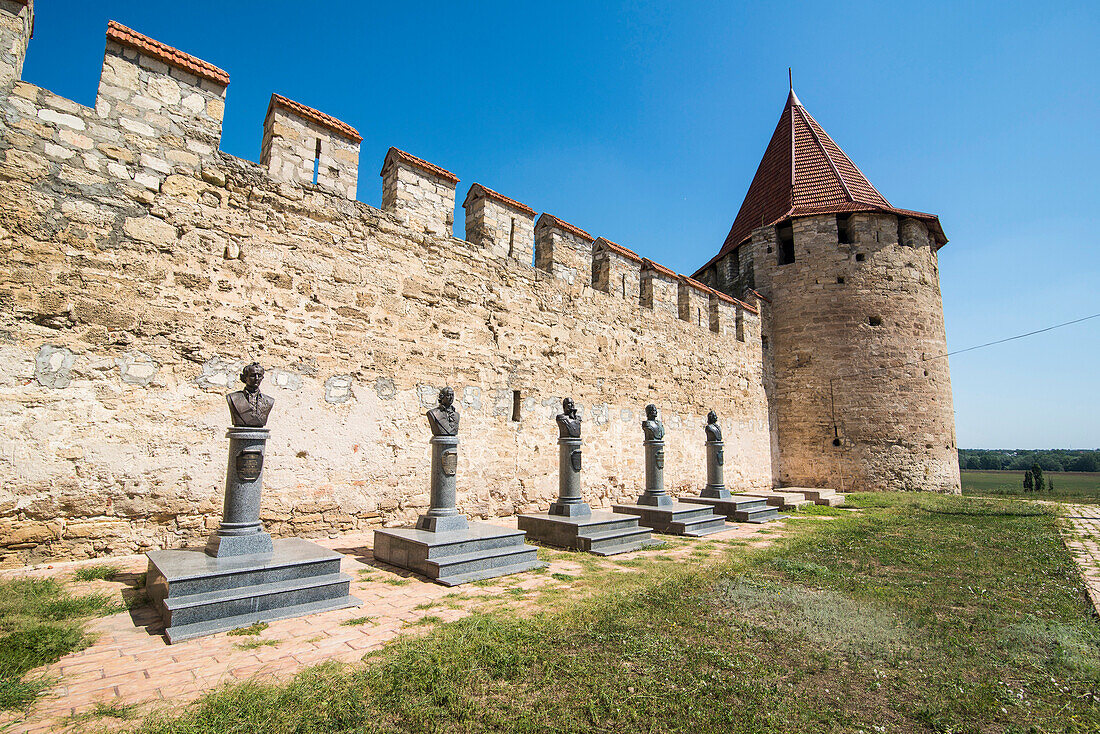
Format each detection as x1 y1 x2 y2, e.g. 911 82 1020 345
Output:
111 493 1100 733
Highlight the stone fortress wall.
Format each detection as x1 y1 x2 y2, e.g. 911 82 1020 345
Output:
0 5 773 565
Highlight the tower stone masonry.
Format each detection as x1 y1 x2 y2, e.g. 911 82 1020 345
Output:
694 89 959 493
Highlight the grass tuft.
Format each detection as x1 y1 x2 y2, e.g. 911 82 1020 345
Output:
73 564 122 582
227 622 269 637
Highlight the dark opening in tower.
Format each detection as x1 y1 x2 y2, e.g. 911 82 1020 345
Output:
777 223 795 265
836 214 853 245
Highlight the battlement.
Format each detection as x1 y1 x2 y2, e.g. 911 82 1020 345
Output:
0 9 758 343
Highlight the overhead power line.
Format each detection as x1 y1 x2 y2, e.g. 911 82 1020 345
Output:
832 311 1100 383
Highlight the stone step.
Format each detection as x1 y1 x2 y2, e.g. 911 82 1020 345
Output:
146 538 344 599
669 515 729 537
788 487 845 506
612 501 728 537
735 506 782 523
164 594 362 644
421 529 528 560
680 494 777 522
742 492 814 511
427 544 540 578
165 572 353 628
517 510 657 556
438 559 548 587
579 527 660 554
373 522 547 585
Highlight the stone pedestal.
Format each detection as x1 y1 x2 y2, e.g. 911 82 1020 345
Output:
613 437 727 536
701 439 729 499
416 436 469 532
147 538 360 644
374 433 544 585
147 425 361 643
549 437 589 516
519 435 658 555
205 427 274 557
637 439 672 507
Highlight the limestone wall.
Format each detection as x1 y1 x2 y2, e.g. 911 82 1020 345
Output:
0 13 772 565
749 212 959 493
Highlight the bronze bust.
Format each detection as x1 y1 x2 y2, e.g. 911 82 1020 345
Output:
226 362 275 427
427 386 460 436
705 410 722 442
556 397 582 438
641 403 664 441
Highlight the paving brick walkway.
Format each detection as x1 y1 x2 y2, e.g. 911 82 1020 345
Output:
1059 504 1100 614
1 517 780 733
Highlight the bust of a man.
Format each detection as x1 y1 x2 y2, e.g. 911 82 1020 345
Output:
556 397 582 438
705 410 722 442
426 386 460 436
641 403 664 441
226 362 275 427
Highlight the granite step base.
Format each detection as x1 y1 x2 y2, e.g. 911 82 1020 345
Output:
145 537 361 644
741 491 815 511
611 501 727 537
517 510 662 556
786 487 847 506
372 521 546 586
680 494 781 523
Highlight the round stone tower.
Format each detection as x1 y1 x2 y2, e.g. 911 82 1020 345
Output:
694 89 959 492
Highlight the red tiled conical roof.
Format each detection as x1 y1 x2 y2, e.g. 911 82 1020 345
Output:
696 90 945 275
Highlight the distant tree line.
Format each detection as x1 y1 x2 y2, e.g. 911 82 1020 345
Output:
958 449 1100 473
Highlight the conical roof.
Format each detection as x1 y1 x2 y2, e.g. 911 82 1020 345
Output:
696 90 945 275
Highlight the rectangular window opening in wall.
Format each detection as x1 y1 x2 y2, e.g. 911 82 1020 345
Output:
697 307 701 327
777 224 795 265
837 275 845 284
507 217 516 258
855 252 865 262
761 335 769 349
621 274 626 298
511 391 521 421
312 139 321 185
868 315 883 327
836 214 853 245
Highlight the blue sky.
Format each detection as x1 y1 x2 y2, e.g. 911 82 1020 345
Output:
22 1 1099 449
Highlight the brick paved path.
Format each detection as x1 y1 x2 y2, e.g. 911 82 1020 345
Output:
1 518 777 733
1059 504 1100 614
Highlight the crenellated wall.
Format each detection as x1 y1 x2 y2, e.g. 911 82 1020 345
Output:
0 13 772 565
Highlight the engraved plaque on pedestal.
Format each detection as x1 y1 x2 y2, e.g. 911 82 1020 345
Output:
655 450 665 470
571 450 582 472
441 450 458 476
236 450 264 482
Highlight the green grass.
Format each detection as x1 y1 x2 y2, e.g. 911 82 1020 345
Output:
340 617 376 627
963 470 1100 501
234 638 280 651
227 622 268 637
118 492 1100 732
72 564 122 582
0 577 120 711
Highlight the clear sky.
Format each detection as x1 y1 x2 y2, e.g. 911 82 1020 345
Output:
20 1 1099 449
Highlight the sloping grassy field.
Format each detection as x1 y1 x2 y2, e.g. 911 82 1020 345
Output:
107 494 1100 734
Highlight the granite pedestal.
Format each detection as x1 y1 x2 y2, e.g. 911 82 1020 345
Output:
680 494 780 523
146 424 360 642
678 438 780 523
612 437 726 536
373 433 544 585
518 436 658 554
146 538 360 643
